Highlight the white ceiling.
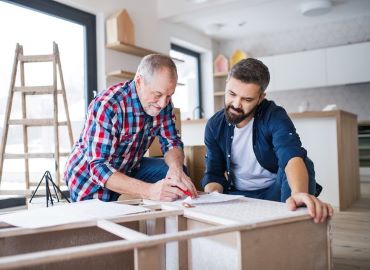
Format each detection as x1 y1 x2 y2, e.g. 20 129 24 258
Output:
157 0 370 40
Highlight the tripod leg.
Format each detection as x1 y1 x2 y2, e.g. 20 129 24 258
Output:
51 177 60 202
29 171 47 203
46 177 49 207
49 176 70 203
46 175 54 206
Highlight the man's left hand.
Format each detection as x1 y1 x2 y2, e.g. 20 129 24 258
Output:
165 168 198 198
286 192 334 223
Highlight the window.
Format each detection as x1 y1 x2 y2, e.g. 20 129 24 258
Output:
170 44 203 120
0 0 96 189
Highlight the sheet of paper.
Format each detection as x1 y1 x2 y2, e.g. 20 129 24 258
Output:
182 192 244 205
0 199 148 229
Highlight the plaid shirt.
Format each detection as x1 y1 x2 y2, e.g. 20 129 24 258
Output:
64 80 183 201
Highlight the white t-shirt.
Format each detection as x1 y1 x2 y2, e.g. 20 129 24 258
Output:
231 118 276 191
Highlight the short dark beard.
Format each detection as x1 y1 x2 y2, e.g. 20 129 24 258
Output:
224 103 258 125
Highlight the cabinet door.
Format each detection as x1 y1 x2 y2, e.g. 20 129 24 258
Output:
258 56 276 92
327 42 370 86
273 49 326 91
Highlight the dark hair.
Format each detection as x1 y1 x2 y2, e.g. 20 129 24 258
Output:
137 54 178 83
228 58 270 92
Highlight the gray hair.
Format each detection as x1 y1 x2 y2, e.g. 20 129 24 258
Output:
136 54 178 83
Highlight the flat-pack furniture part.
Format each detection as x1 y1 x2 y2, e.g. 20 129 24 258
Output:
0 198 332 270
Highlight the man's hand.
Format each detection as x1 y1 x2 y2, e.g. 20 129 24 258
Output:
147 178 187 201
286 192 334 223
166 167 198 197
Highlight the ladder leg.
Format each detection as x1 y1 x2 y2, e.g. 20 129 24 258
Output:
53 42 61 187
0 44 21 186
56 44 74 148
19 46 30 189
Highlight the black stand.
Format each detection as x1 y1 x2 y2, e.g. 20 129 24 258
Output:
29 171 70 207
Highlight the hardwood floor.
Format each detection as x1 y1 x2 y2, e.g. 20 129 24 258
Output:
332 182 370 270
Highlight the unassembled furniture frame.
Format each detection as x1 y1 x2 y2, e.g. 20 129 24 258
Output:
0 198 332 270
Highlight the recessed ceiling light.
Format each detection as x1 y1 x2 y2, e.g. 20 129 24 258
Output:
186 0 209 4
300 0 332 16
238 21 247 27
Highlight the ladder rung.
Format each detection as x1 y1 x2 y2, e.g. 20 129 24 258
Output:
14 86 62 95
4 152 70 159
8 119 68 126
18 54 55 63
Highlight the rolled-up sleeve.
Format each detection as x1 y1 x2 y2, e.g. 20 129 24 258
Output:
86 101 119 187
200 119 229 191
268 107 307 169
159 103 184 155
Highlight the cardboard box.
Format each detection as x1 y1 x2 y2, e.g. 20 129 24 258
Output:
146 108 181 157
184 145 206 190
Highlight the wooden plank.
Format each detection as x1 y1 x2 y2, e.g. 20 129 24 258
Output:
52 42 61 186
214 72 228 77
8 119 67 126
97 220 148 240
336 111 360 210
214 91 224 96
14 86 61 95
178 215 188 270
4 152 70 159
107 41 159 57
237 220 330 270
19 46 30 189
18 54 54 63
134 245 163 270
0 44 20 185
56 45 74 148
107 70 135 80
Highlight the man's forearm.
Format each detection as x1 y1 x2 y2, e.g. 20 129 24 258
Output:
105 171 151 198
285 157 309 194
164 147 184 170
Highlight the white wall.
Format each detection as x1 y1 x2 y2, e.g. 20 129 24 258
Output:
213 14 370 121
56 0 214 118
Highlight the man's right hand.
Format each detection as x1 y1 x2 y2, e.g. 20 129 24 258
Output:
204 182 224 193
147 178 189 201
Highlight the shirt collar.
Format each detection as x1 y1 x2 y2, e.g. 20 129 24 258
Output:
128 80 145 116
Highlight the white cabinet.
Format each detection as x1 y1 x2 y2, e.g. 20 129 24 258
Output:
273 49 326 91
258 42 370 92
257 56 276 91
327 41 370 86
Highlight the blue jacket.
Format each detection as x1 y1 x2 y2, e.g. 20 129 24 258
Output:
200 99 308 191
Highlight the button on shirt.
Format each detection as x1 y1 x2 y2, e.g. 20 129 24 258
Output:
64 80 183 202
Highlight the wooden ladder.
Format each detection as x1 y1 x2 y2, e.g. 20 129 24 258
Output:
0 42 74 189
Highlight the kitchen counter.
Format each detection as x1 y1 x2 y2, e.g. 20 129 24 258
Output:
289 110 359 210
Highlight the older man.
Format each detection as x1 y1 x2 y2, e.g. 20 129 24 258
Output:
64 54 197 202
202 58 333 223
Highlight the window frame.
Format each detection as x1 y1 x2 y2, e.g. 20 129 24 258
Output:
2 0 97 109
170 43 203 119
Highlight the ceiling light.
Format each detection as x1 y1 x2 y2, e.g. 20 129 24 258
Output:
300 0 332 16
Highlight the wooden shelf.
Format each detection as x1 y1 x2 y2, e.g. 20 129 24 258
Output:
107 70 135 80
214 72 228 78
107 70 185 86
106 41 184 63
107 42 158 57
214 91 224 96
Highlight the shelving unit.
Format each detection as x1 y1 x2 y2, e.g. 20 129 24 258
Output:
106 42 184 85
107 70 185 86
359 121 370 167
213 72 228 112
